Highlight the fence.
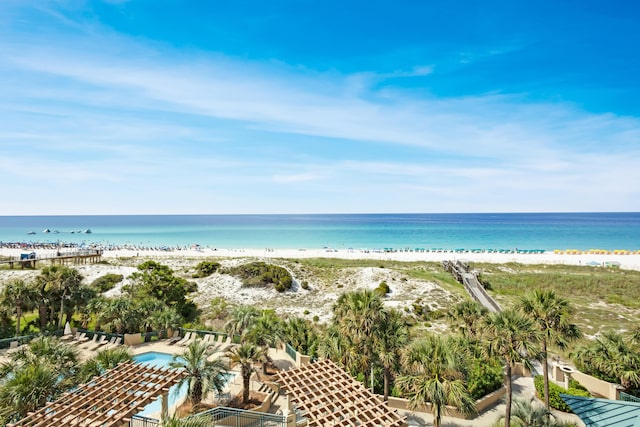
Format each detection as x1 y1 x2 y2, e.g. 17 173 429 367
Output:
130 415 159 427
191 406 287 427
620 392 640 403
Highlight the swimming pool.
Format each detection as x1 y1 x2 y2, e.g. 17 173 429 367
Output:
133 351 235 417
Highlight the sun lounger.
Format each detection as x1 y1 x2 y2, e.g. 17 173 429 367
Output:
81 334 103 349
74 332 90 343
101 336 120 350
180 333 200 347
87 335 107 351
175 331 193 346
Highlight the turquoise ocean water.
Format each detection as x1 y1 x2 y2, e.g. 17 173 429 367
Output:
0 213 639 251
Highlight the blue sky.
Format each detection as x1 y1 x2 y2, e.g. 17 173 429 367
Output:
1 0 639 214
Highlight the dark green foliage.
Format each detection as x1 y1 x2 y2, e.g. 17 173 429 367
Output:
466 358 503 400
193 261 221 278
128 261 198 320
227 262 293 292
90 274 123 293
375 281 391 296
533 375 590 412
301 281 310 290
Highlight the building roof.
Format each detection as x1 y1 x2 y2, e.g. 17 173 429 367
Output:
276 358 406 427
8 361 186 427
561 394 640 427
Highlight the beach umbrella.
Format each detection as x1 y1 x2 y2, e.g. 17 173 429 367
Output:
64 321 72 335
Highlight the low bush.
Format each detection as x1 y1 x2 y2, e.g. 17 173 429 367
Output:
91 274 123 293
375 281 391 296
534 375 590 413
467 359 503 400
193 261 221 278
228 262 293 292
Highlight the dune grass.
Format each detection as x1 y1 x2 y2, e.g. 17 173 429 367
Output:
473 262 640 333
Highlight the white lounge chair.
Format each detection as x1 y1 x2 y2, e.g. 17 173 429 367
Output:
87 335 107 351
102 336 120 350
180 333 199 347
80 334 101 349
175 332 192 346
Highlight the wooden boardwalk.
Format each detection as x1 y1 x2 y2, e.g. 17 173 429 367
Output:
0 250 103 269
443 260 501 312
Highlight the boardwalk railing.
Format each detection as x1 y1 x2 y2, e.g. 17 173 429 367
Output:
443 260 501 312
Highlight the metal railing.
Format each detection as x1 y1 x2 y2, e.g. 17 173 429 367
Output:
130 415 159 427
620 391 640 402
285 342 297 362
190 406 287 427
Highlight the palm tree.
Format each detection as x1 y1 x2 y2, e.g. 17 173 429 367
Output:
282 317 319 358
227 343 266 404
571 330 640 391
159 412 209 427
0 363 62 418
333 289 387 391
151 307 183 338
396 334 475 427
518 290 581 412
1 279 36 336
224 305 259 338
482 309 541 427
506 398 553 427
447 300 488 340
375 309 409 401
170 340 229 407
78 347 132 383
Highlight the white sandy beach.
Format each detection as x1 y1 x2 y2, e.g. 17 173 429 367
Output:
2 246 640 270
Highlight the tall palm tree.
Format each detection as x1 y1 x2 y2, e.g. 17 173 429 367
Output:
518 290 581 412
375 309 409 401
170 339 228 407
333 289 387 391
396 334 475 427
482 310 541 427
226 343 266 404
1 279 36 336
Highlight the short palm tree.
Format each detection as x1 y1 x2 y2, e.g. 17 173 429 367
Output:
396 334 475 427
227 343 266 403
170 339 229 407
447 300 488 340
159 412 209 427
225 305 259 338
0 363 61 418
518 290 580 412
1 279 36 336
482 310 541 427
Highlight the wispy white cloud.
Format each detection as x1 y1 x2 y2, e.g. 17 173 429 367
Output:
0 5 638 214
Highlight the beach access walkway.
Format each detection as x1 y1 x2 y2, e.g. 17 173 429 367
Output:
443 260 501 312
0 249 103 269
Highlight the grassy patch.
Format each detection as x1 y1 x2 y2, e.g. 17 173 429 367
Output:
472 262 640 333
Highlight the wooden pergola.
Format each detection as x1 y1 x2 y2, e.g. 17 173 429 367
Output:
8 361 186 427
276 359 407 427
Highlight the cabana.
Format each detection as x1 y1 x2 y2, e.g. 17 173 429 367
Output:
276 358 406 427
8 361 186 427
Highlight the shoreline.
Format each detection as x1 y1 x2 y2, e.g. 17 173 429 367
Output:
2 246 639 271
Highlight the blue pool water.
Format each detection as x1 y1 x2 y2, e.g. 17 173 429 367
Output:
133 351 235 418
134 352 189 418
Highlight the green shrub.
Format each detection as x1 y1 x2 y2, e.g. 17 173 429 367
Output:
228 262 293 292
91 274 124 293
301 281 310 290
375 281 391 296
193 261 221 278
467 359 503 400
312 315 319 322
534 375 590 412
